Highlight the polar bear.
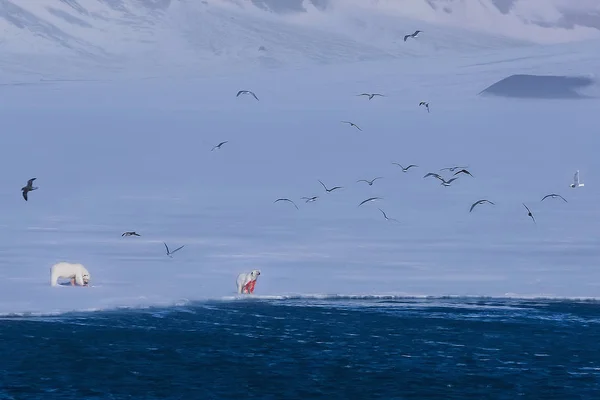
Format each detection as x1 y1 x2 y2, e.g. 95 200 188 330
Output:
50 262 91 287
236 269 261 294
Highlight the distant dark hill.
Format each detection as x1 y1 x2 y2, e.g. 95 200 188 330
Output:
479 74 595 99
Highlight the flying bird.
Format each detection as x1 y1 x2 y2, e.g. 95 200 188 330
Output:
274 198 299 210
570 170 584 188
357 93 384 100
318 180 343 193
426 173 458 186
392 163 418 172
423 172 442 180
419 101 429 113
122 231 141 237
236 90 259 101
440 165 468 172
404 30 422 41
439 177 459 186
357 177 383 186
378 208 400 223
523 203 536 224
164 242 185 258
341 121 362 131
301 196 318 203
453 169 474 177
211 141 228 151
541 194 567 203
469 199 495 213
21 178 38 201
358 197 382 207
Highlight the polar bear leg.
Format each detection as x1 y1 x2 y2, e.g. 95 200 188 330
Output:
50 265 70 286
50 269 59 286
245 280 256 294
75 272 84 286
236 274 244 294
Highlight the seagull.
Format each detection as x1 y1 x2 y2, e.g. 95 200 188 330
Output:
469 199 495 213
423 172 443 180
21 178 38 201
122 231 141 237
570 170 584 188
236 90 259 101
301 196 318 203
378 208 400 223
440 165 468 172
318 180 343 193
419 101 429 113
357 177 383 186
523 203 536 224
211 141 228 151
426 174 458 186
164 242 185 258
404 30 422 42
358 197 382 207
453 169 474 178
541 194 567 203
341 121 362 131
357 93 384 100
392 163 418 172
439 177 459 186
274 198 299 210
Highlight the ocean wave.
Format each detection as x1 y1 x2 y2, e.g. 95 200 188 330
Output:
1 293 598 319
0 299 193 319
220 293 600 302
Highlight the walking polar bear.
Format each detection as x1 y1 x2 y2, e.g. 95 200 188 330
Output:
236 270 261 294
50 262 91 286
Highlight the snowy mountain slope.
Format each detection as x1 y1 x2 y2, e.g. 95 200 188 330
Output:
328 0 600 43
2 0 598 81
0 0 398 80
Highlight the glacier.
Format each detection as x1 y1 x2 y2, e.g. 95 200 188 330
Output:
0 0 599 316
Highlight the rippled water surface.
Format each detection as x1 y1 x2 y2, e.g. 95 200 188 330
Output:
1 298 599 399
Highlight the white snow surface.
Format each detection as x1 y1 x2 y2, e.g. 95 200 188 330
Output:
0 0 599 315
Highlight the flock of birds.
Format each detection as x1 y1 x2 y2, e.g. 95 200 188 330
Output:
271 165 583 225
231 89 585 226
18 65 587 263
15 77 434 263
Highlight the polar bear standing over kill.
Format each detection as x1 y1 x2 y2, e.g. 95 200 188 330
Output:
50 262 91 286
236 270 261 294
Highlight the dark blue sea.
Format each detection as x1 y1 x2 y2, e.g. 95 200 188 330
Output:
1 297 599 399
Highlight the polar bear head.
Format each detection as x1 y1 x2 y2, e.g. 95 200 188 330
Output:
250 269 261 280
81 266 91 286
